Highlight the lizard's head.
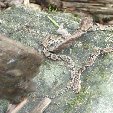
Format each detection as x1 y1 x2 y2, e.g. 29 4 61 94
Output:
42 35 65 52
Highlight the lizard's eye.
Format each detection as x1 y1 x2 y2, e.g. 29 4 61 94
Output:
49 43 54 47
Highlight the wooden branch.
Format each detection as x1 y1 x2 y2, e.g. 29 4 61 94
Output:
30 98 51 113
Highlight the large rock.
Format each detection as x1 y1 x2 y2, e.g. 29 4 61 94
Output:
0 6 113 113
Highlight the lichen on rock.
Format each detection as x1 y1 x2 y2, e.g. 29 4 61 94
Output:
0 5 113 113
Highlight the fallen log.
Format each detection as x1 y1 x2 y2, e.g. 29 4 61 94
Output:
34 0 113 23
0 34 43 104
62 0 113 23
62 1 113 14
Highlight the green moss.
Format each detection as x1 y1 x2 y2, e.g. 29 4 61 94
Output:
64 90 90 113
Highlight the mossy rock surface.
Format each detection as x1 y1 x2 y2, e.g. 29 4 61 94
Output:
0 6 113 113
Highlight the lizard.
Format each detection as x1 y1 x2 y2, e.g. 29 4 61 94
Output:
42 16 93 93
41 15 113 93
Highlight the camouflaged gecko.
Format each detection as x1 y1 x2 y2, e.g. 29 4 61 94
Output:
42 16 93 93
42 16 113 93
